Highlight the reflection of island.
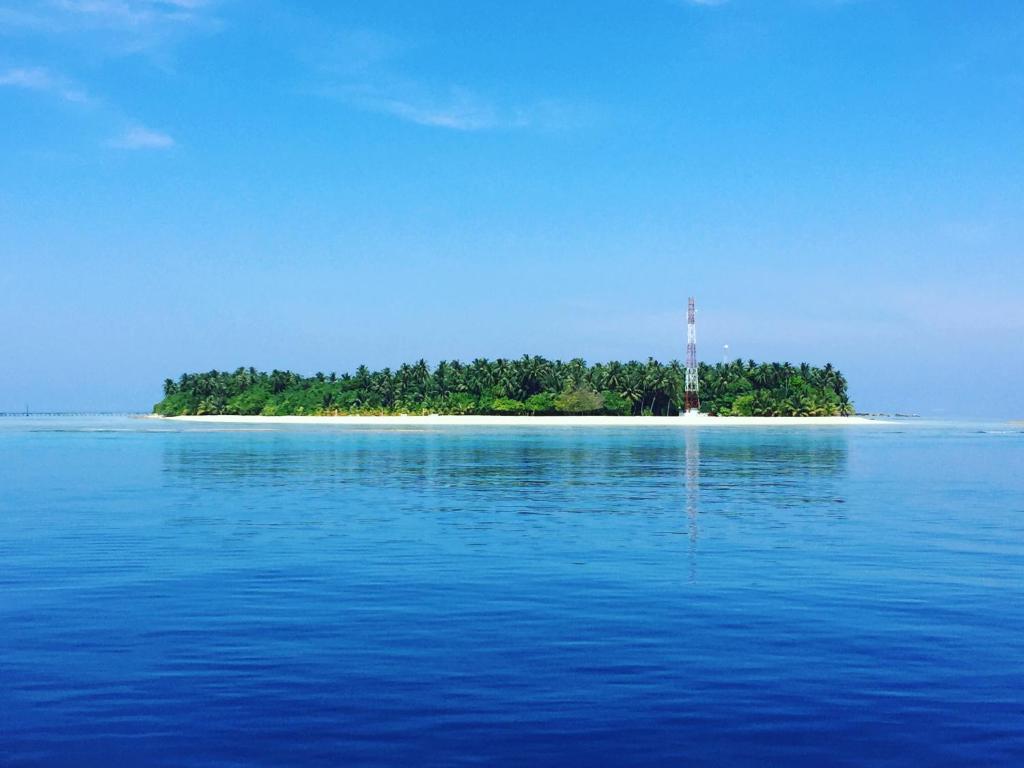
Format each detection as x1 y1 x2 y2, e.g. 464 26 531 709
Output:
161 429 849 528
156 428 850 591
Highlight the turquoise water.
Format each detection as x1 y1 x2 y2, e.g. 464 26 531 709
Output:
1 417 1022 766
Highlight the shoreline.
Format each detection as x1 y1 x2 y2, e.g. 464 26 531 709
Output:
153 414 888 427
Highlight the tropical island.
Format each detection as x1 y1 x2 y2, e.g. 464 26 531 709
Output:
154 358 854 418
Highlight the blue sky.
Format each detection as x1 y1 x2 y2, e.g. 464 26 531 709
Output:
1 0 1021 416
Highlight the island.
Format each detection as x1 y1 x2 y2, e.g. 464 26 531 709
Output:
154 357 857 419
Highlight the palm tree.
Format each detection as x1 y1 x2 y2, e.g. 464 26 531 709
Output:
620 367 644 415
469 358 495 396
354 365 372 392
449 360 468 393
494 358 515 398
565 358 588 388
433 360 453 402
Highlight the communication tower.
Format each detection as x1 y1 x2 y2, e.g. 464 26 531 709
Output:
685 297 700 414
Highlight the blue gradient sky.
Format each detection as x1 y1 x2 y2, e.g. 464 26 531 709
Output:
1 1 1022 415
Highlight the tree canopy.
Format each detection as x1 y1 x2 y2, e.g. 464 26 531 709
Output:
154 357 853 417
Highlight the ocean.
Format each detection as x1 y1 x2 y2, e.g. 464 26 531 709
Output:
1 417 1022 766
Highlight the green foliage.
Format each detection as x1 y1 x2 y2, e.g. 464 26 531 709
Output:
555 386 604 414
446 393 478 415
729 394 755 417
601 390 631 416
227 386 270 415
153 391 193 416
153 358 853 417
491 397 527 414
525 392 557 415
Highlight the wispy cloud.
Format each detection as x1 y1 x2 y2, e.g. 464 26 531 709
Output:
331 83 499 131
307 29 586 133
324 81 586 132
0 0 215 149
1 65 179 149
0 0 221 54
108 123 175 149
52 0 214 28
0 66 90 102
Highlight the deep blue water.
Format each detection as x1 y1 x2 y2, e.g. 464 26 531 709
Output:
1 417 1022 767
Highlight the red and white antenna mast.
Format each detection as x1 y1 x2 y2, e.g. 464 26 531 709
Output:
685 297 700 414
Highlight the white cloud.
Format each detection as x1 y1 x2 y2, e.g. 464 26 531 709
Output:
0 0 202 149
298 21 589 133
0 0 221 53
109 124 175 149
53 0 213 27
0 66 90 102
1 66 179 150
308 30 586 133
0 66 54 89
327 81 587 132
337 83 499 131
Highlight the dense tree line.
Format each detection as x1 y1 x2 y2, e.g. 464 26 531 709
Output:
154 358 853 417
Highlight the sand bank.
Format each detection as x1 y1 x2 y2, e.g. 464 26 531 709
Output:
157 414 887 427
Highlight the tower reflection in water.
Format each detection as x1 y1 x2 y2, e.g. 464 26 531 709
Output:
685 429 700 583
676 428 851 584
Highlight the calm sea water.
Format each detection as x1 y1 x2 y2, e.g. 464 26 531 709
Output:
1 417 1022 767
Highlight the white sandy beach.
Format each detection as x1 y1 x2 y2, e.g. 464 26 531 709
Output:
157 414 886 427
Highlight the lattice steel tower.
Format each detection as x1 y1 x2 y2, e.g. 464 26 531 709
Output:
684 297 700 414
